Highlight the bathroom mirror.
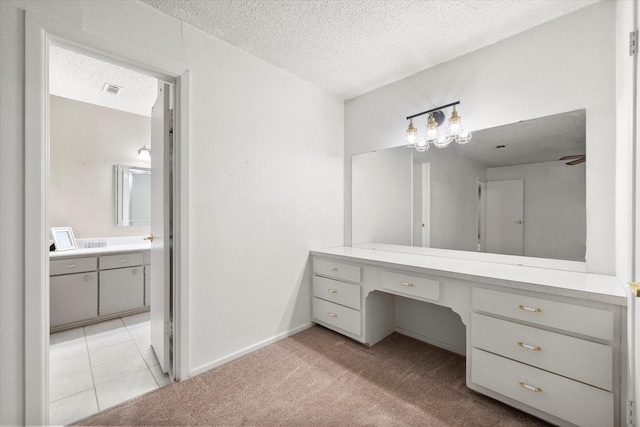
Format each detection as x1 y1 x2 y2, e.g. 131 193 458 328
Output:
352 109 586 262
114 164 151 227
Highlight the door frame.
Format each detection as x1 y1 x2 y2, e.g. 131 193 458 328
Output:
24 11 190 424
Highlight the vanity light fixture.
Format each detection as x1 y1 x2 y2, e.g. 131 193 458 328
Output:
405 101 472 151
138 145 151 160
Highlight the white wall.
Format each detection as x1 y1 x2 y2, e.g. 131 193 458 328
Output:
50 95 152 238
345 1 616 275
487 161 586 261
0 1 344 423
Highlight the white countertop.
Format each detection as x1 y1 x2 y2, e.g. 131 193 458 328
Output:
50 236 151 259
311 246 628 306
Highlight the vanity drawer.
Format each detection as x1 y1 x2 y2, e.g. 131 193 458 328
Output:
313 276 361 310
472 313 612 390
471 348 613 427
313 297 361 336
50 257 97 276
472 287 613 341
100 252 144 270
312 258 361 283
380 270 439 302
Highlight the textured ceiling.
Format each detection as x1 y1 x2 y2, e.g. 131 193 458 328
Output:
49 44 158 117
437 109 586 168
141 0 599 99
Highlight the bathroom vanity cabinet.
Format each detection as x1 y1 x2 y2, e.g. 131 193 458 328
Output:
310 245 628 427
50 248 150 331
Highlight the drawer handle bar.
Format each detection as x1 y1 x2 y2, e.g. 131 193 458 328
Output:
117 259 128 263
328 267 338 271
328 289 338 294
64 264 77 268
519 304 542 313
400 281 415 287
519 381 542 393
328 312 338 318
518 342 541 351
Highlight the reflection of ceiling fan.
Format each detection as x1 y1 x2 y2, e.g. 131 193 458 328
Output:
559 154 586 165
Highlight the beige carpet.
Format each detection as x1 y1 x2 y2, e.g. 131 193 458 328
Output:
74 326 550 426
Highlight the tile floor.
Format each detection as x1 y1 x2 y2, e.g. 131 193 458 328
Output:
49 312 172 425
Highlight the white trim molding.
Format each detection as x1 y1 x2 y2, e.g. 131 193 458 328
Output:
24 10 190 424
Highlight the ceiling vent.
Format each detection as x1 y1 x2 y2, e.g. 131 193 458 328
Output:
102 83 122 95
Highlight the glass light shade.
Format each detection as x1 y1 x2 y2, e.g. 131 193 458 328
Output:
405 119 418 147
456 130 472 144
138 146 151 160
433 134 453 148
415 138 429 152
425 114 439 143
447 106 464 137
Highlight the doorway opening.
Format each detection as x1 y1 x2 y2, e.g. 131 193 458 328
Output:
23 9 191 418
46 44 176 424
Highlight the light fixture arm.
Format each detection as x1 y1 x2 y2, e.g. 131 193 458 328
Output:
406 101 460 121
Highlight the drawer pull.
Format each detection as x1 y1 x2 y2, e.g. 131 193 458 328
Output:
64 264 77 268
519 304 542 313
84 275 92 281
117 259 128 263
400 281 415 287
328 312 338 318
328 267 338 271
519 381 542 393
518 341 541 351
328 289 338 294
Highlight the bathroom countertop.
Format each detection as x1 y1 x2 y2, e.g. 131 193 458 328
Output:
50 240 151 258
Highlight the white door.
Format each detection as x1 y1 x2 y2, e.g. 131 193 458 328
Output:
485 179 524 256
150 81 172 375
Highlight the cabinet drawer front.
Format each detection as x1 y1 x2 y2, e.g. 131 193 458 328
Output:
100 252 144 270
380 270 439 302
472 313 612 390
50 257 97 276
312 258 361 283
99 267 144 315
471 348 613 427
313 276 361 310
472 287 613 341
313 297 361 336
50 272 98 327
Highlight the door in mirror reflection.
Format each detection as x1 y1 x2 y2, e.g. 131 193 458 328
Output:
485 179 524 256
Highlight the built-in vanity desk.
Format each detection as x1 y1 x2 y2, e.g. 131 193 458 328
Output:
310 245 628 427
49 238 151 332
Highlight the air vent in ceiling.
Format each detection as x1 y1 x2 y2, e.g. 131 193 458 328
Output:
102 83 122 95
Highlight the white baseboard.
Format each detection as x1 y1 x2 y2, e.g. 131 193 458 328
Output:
189 322 314 377
394 327 466 356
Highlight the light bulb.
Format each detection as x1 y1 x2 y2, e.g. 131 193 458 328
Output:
405 119 418 148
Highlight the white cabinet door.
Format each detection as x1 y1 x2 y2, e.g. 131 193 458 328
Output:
99 267 144 316
50 272 97 327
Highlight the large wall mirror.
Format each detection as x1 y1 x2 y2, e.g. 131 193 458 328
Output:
115 164 151 227
352 109 586 262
